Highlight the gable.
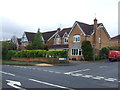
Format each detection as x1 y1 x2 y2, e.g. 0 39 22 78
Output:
21 32 29 42
69 22 85 37
97 24 110 39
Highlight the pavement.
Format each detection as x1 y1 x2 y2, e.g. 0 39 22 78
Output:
1 60 120 89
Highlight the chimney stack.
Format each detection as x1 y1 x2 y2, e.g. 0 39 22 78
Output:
57 28 61 32
94 18 97 30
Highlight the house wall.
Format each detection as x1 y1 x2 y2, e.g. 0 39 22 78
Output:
68 24 86 60
94 28 110 50
45 38 54 46
110 40 120 48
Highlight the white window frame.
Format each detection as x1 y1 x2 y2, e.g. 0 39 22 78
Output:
71 49 82 56
73 35 80 42
56 38 60 44
98 37 101 43
64 37 68 44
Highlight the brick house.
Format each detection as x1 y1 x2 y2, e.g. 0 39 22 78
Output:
20 18 112 60
21 29 58 50
110 34 120 48
68 18 110 60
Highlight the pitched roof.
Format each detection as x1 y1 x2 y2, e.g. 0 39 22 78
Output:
24 30 57 42
76 21 101 35
58 27 72 37
111 34 120 40
42 30 57 41
25 32 36 42
17 38 21 45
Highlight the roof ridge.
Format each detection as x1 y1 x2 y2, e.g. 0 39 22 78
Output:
42 30 57 33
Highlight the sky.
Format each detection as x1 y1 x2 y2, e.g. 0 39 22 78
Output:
1 0 119 40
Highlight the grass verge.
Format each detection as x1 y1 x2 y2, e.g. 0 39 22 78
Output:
2 61 33 66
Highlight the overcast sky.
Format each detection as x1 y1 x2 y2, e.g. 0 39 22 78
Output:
1 0 119 40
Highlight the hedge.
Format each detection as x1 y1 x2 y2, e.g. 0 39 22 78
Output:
14 50 68 58
6 50 17 60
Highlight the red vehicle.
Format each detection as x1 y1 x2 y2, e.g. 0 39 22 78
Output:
108 51 120 61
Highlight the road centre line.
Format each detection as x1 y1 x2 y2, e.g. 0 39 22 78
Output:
0 71 15 76
29 78 74 90
64 69 90 74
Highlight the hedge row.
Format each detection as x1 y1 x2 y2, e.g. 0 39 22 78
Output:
14 50 68 58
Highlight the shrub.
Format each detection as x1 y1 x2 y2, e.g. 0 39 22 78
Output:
81 40 93 61
6 50 16 60
99 46 113 59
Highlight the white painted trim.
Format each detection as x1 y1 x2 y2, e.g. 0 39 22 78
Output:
68 22 86 37
63 32 68 38
21 32 28 42
47 31 58 41
71 49 82 56
64 37 68 44
54 33 60 38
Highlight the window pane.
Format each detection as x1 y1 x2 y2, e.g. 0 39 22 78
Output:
79 50 81 55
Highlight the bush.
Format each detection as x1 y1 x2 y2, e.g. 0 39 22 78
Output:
99 46 113 59
81 40 93 61
6 50 16 60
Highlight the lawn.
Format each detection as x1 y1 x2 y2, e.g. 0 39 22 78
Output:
2 61 33 66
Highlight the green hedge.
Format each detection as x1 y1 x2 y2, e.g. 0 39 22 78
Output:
14 50 68 58
6 50 17 60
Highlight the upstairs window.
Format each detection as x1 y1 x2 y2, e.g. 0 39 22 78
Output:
64 37 68 44
73 35 80 42
56 38 60 44
98 37 101 43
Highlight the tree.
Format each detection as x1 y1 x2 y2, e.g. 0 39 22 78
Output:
31 28 44 50
2 41 17 60
81 40 93 61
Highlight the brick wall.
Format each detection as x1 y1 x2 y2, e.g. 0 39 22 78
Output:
12 57 69 63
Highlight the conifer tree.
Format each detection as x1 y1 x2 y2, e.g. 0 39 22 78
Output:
32 28 44 50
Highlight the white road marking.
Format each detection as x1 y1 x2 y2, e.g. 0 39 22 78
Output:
104 78 117 82
99 66 107 68
29 79 74 90
64 69 90 74
55 72 61 74
81 75 92 78
71 73 83 76
0 71 15 76
6 80 26 90
49 71 54 73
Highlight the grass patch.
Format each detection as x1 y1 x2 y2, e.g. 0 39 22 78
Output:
2 61 33 66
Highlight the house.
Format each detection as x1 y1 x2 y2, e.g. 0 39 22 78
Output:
68 18 110 60
21 29 58 50
20 18 111 60
110 34 120 48
49 27 71 50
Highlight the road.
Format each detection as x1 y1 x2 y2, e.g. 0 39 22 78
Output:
1 60 120 90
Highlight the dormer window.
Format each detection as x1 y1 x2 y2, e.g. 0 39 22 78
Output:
56 38 60 44
64 37 68 44
73 35 80 42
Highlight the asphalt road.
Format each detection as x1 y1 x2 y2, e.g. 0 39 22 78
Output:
1 60 120 90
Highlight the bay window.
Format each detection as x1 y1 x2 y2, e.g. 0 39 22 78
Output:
72 49 82 56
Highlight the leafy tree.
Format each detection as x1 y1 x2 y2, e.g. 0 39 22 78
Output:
8 42 17 50
99 46 113 59
2 41 17 60
31 28 44 50
81 40 93 61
